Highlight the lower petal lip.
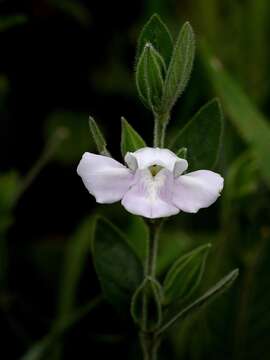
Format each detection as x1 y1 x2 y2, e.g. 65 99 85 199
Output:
121 168 179 218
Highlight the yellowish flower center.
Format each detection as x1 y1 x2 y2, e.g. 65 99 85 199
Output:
150 165 163 176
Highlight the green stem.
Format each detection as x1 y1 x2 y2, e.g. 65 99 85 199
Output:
145 221 160 277
141 220 162 360
140 332 160 360
153 113 169 148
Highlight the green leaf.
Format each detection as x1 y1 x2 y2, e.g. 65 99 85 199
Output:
93 217 143 310
158 269 239 335
136 13 173 66
121 117 146 157
161 22 195 114
131 277 163 331
136 43 165 111
89 116 110 156
170 99 223 171
163 244 211 305
203 50 270 187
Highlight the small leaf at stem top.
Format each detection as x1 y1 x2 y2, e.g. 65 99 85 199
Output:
89 116 110 156
136 13 173 67
121 117 146 158
160 22 195 114
136 42 166 112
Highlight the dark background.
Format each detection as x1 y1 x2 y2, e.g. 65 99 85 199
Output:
1 0 270 359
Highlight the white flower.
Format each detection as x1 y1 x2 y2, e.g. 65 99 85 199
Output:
77 147 224 219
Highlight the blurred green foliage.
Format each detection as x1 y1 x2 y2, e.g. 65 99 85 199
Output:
45 111 94 164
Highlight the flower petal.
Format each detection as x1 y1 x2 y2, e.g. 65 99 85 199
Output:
77 152 133 203
172 170 224 213
121 168 179 219
125 147 188 174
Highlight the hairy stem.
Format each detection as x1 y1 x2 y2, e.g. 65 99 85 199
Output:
145 221 161 277
140 332 160 360
153 113 169 148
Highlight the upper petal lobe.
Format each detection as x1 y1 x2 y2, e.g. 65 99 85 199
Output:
125 147 188 175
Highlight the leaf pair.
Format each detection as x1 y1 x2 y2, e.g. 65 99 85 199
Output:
93 218 238 335
136 14 195 116
89 116 146 159
130 244 210 332
90 98 223 172
131 277 163 332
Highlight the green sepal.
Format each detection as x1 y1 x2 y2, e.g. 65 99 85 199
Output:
176 147 187 159
121 117 146 158
171 99 223 171
136 13 173 67
131 276 163 332
89 116 110 156
163 244 211 305
93 217 143 311
136 42 166 112
160 22 195 114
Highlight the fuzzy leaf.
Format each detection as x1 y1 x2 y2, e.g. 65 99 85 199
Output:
136 43 165 111
93 217 143 311
131 277 163 331
158 269 239 335
163 244 211 305
89 116 110 156
121 117 146 157
171 99 223 171
136 13 173 66
161 22 195 114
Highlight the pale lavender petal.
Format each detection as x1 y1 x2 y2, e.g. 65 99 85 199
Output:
172 170 224 213
125 147 188 174
77 152 133 203
121 168 179 219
